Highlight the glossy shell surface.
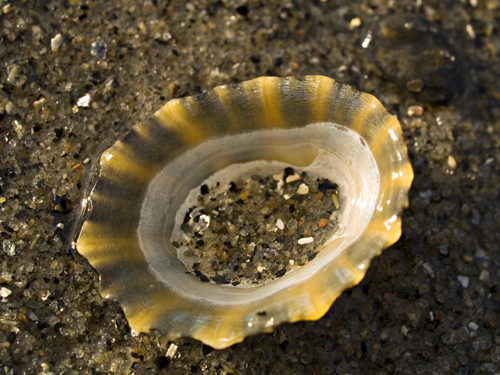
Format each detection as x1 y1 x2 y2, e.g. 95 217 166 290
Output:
76 76 413 349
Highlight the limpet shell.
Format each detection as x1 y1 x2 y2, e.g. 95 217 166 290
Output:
76 76 413 349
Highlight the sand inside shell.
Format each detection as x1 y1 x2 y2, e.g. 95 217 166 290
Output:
172 166 342 287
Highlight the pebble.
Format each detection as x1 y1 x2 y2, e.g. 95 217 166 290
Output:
407 79 424 93
318 218 328 228
298 237 314 245
332 194 340 210
447 155 457 169
168 82 179 97
457 275 469 288
77 93 91 108
26 311 39 321
90 39 107 60
285 173 301 183
407 105 424 117
468 322 479 331
193 214 210 232
286 218 298 230
3 240 16 256
166 343 178 359
50 33 63 52
0 287 12 299
297 183 309 195
465 24 476 40
349 17 361 29
276 219 284 230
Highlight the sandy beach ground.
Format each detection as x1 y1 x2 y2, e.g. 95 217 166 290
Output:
1 0 499 374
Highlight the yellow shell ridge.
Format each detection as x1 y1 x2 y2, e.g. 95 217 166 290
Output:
76 75 413 349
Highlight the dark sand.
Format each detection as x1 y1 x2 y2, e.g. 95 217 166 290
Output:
1 1 499 374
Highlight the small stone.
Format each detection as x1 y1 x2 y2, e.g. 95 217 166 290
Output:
276 179 284 193
2 3 14 13
465 24 476 39
169 82 179 97
276 219 284 230
90 39 107 60
407 105 423 117
439 245 449 256
286 218 298 230
401 325 408 336
77 93 91 108
71 163 84 171
166 343 178 359
457 275 469 288
296 183 309 195
329 211 342 223
0 287 12 298
298 237 313 245
189 207 201 219
285 173 300 183
422 262 435 278
463 254 474 263
407 78 424 93
50 33 63 52
3 240 16 256
332 194 340 210
26 311 39 321
5 100 15 114
349 17 361 29
7 64 26 88
193 214 210 232
318 218 328 228
468 322 479 331
479 270 489 282
447 155 457 169
334 224 345 236
279 331 287 344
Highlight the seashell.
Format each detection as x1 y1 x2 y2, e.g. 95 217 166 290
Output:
76 76 413 349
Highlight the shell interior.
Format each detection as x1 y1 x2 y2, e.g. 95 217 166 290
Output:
76 76 413 349
143 122 379 290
